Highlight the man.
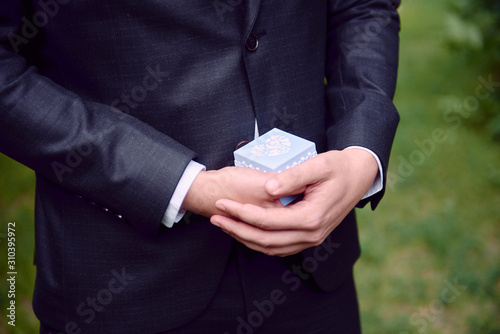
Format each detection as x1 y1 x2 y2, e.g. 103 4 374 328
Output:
0 0 400 333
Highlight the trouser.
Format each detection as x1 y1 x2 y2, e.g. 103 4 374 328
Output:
40 244 361 334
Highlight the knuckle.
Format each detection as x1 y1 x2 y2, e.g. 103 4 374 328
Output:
255 238 283 256
252 215 269 229
241 203 252 212
257 238 271 249
264 248 278 256
308 231 325 246
316 156 332 176
305 215 323 231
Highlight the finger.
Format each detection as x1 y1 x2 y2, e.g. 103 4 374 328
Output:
265 155 329 197
215 198 317 231
211 214 303 248
210 215 312 256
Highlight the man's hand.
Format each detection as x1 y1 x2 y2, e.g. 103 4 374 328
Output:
209 148 379 257
182 166 283 218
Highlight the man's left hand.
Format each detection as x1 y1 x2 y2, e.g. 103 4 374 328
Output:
210 148 379 257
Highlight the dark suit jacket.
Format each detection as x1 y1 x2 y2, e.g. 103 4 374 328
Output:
0 0 400 332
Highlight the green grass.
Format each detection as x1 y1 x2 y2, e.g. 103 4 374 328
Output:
355 0 500 333
1 1 500 333
0 156 38 333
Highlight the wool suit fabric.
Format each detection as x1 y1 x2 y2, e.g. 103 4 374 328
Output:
0 0 400 332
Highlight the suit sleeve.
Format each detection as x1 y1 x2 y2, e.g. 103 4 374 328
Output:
0 2 196 236
325 0 401 209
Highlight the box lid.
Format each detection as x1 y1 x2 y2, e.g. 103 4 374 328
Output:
234 128 317 173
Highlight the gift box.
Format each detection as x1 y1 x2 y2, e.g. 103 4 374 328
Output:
234 128 317 205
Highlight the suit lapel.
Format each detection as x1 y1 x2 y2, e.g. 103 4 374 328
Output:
243 0 262 43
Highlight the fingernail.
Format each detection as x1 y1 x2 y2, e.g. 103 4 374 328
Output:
266 179 279 195
215 202 226 211
211 219 220 227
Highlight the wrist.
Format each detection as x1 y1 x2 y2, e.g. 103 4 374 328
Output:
342 148 379 190
181 170 226 218
182 170 207 214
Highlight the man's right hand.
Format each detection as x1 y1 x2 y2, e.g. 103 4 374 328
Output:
182 167 282 218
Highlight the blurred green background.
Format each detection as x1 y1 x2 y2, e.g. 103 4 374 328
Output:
1 0 499 333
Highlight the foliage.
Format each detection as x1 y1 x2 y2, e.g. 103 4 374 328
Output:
444 0 500 140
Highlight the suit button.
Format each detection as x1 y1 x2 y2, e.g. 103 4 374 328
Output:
245 32 259 52
235 140 250 150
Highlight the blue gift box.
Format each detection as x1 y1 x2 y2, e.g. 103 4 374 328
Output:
234 128 317 205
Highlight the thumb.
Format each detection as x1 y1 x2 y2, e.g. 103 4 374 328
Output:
264 156 324 197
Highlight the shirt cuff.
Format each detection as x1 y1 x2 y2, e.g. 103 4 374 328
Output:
344 146 383 200
161 161 206 228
